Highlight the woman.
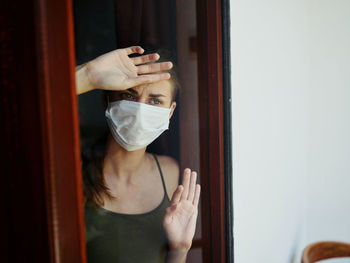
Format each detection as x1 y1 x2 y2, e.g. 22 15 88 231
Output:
76 46 201 263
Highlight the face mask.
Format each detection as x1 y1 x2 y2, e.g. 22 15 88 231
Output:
105 100 172 151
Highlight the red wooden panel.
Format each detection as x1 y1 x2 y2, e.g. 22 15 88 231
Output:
196 0 226 262
36 0 86 262
1 1 51 262
1 0 85 262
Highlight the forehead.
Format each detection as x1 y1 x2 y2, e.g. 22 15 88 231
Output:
133 80 172 96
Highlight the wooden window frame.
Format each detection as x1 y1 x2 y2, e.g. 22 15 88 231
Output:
196 1 233 262
1 0 232 262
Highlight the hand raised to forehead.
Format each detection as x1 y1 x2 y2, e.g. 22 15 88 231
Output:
76 46 173 95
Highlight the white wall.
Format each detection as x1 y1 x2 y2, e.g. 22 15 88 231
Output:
230 1 350 262
303 0 350 253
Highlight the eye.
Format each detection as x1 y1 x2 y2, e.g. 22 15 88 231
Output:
150 98 162 105
120 92 135 101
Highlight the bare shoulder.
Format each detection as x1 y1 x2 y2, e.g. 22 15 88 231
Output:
156 155 180 199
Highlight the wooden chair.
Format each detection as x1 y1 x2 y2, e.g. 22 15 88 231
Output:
302 241 350 263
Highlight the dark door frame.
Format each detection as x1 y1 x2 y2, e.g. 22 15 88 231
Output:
221 1 234 262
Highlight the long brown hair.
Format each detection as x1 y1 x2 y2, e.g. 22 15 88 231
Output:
82 132 112 206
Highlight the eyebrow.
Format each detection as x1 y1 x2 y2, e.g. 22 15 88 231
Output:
126 88 166 98
148 94 166 98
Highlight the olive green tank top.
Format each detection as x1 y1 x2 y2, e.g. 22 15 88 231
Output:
85 154 170 263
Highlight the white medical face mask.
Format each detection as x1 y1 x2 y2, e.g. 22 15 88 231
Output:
105 100 172 151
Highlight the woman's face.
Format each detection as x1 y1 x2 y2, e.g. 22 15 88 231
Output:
109 79 174 108
109 79 177 118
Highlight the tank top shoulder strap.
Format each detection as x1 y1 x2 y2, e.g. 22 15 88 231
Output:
152 154 169 200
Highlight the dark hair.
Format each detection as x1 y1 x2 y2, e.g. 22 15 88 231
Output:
156 49 180 101
166 66 180 101
82 132 113 206
82 61 180 206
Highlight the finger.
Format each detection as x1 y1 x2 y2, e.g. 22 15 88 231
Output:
124 46 144 55
187 171 197 201
137 61 173 75
180 168 191 201
131 53 160 65
170 185 183 206
127 73 171 87
193 184 201 207
163 208 173 225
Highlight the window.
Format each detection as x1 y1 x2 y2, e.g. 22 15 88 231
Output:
2 0 232 262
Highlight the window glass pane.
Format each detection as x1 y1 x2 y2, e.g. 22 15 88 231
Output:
74 0 202 262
